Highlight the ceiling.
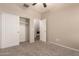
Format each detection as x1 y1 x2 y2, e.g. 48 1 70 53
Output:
17 3 65 13
0 3 77 14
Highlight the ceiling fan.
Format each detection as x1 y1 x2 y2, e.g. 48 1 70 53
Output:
32 3 47 8
23 3 47 8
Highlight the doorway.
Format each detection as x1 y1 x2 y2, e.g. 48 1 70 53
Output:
34 19 46 42
19 17 29 43
34 19 40 41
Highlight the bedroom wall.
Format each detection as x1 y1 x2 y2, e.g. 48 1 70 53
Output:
0 14 2 47
43 4 79 50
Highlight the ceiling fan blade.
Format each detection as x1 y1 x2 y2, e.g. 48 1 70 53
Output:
32 3 37 6
23 4 29 7
43 3 47 8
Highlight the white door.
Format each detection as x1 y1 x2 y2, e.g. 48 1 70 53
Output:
20 23 29 42
40 19 46 42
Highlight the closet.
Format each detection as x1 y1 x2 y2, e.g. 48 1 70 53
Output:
19 17 29 43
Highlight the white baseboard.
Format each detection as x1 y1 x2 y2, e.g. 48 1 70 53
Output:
48 41 79 52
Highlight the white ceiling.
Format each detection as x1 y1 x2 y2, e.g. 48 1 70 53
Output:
0 3 78 14
17 3 65 13
30 3 64 13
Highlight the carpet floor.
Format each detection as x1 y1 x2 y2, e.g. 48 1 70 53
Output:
0 41 79 56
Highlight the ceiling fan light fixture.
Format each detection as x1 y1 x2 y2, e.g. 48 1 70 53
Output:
23 4 29 7
43 3 47 8
32 3 37 6
24 3 47 8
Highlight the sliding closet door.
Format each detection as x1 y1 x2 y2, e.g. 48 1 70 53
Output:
20 23 29 42
20 23 26 42
1 13 19 48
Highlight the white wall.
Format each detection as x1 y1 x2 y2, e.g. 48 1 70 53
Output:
29 19 35 43
43 4 79 50
1 13 19 48
0 14 2 47
34 20 40 32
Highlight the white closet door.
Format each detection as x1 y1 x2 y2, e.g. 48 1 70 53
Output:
40 19 46 42
20 23 29 42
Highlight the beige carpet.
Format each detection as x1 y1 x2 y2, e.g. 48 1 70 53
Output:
0 41 79 56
